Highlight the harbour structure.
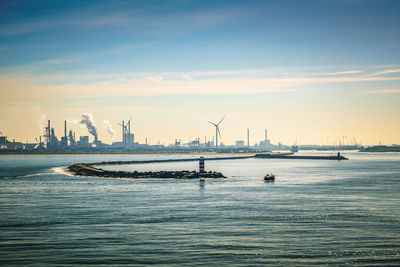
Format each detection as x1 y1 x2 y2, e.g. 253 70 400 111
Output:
68 152 349 179
258 128 272 148
60 120 68 146
254 152 348 160
189 138 201 147
199 157 205 173
235 140 245 147
0 115 364 153
43 119 87 150
44 120 60 150
116 117 135 148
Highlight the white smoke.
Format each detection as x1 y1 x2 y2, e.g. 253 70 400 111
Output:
67 119 79 124
39 114 47 133
80 113 98 140
102 120 116 140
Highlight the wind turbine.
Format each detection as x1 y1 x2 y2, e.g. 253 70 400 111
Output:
208 116 225 148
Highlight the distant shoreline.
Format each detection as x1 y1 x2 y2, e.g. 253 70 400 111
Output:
0 148 259 155
0 151 257 156
359 146 400 152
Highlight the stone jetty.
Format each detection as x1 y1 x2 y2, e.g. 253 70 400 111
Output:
68 163 225 179
68 152 349 179
254 153 348 160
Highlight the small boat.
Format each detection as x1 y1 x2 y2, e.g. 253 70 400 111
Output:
264 173 275 182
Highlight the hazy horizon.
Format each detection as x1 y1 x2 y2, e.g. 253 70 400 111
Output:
1 0 399 146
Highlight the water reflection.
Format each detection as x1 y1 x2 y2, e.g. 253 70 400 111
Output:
199 178 205 191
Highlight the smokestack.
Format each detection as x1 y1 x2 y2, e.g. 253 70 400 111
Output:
47 120 51 144
64 120 67 138
265 129 268 141
247 128 250 147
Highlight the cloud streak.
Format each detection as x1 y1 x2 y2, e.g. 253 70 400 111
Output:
365 89 400 94
370 69 400 76
0 4 242 37
1 67 400 106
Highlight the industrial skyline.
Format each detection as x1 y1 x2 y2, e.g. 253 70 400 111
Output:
0 112 369 151
1 0 400 146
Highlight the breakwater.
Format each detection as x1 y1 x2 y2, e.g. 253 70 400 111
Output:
68 155 253 179
68 153 348 179
254 153 348 160
89 155 254 166
68 163 225 179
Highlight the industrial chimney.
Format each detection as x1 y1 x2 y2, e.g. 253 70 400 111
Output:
247 128 250 147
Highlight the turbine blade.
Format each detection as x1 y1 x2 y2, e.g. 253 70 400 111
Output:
208 121 217 126
217 127 221 138
217 116 225 126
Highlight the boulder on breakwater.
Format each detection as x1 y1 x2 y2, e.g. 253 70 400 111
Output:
68 163 225 179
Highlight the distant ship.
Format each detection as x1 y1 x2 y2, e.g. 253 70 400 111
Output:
290 145 298 153
264 173 275 182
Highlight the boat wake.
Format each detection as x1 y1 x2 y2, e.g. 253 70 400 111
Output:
51 166 74 176
1 172 50 179
1 166 72 179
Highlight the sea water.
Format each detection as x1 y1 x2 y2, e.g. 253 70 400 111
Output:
0 152 399 265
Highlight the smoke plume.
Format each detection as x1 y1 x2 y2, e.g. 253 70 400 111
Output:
80 113 98 140
102 120 116 140
67 119 79 124
39 114 47 133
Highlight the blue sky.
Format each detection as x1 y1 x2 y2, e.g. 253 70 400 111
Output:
1 0 399 72
1 0 400 145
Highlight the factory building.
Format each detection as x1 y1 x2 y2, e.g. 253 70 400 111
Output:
235 140 245 147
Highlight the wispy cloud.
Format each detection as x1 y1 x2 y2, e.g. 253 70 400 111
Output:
2 71 400 106
36 58 81 65
321 70 363 75
186 68 365 78
2 64 400 107
365 89 400 94
0 4 242 37
182 74 193 81
369 69 400 76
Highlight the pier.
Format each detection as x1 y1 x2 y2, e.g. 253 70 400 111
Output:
68 153 348 179
68 163 225 179
254 153 348 160
90 155 254 166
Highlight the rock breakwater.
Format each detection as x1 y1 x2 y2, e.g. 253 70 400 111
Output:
68 163 225 179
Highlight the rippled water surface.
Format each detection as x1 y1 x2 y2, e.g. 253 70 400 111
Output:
1 152 400 265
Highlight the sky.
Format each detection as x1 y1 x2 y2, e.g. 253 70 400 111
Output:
0 0 399 146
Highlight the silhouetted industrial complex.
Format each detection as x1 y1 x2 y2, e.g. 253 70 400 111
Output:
0 114 371 153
